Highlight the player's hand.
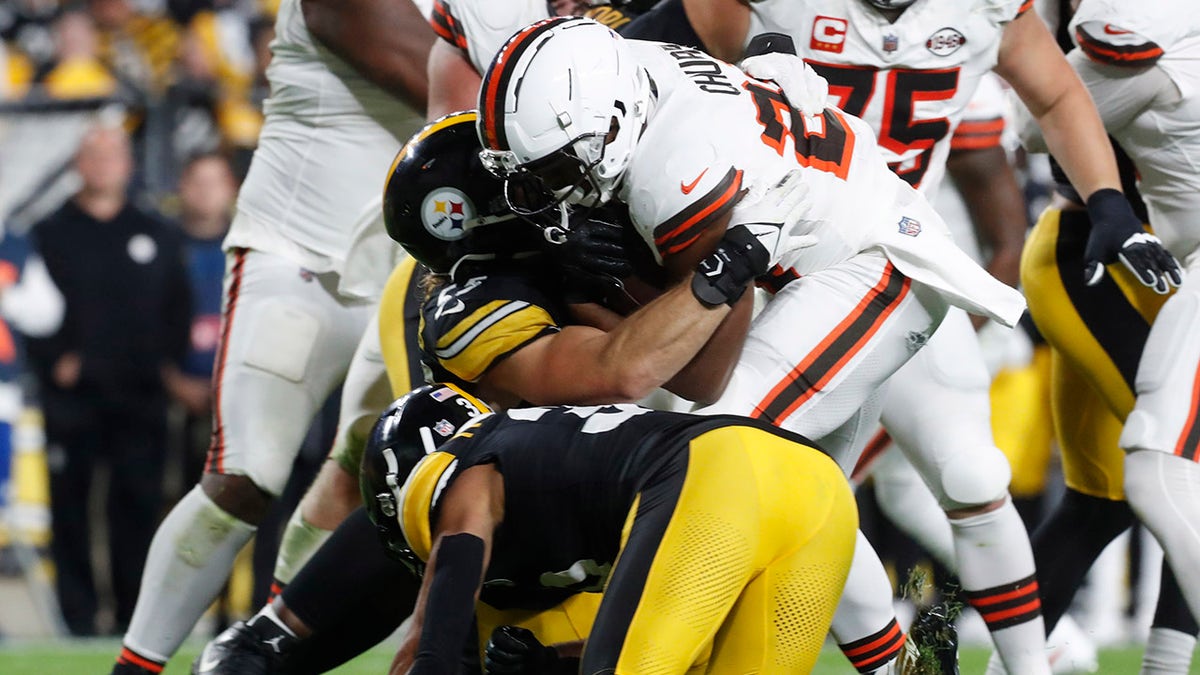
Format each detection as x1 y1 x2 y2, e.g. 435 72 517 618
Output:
484 625 559 675
546 215 634 305
740 52 830 117
1084 188 1183 294
729 169 816 266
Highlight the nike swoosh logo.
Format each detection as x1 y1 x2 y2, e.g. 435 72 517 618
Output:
1103 24 1131 35
681 168 708 195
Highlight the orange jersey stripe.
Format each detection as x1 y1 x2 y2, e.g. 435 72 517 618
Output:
654 170 744 253
1174 360 1200 458
206 249 247 475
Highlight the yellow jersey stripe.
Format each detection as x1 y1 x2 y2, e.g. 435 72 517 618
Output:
399 451 458 562
439 304 556 382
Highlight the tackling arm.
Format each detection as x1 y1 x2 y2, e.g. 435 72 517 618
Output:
391 465 502 675
300 0 434 113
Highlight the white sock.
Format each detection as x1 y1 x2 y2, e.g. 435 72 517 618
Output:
122 486 257 660
1125 450 1200 619
272 508 333 585
1141 627 1196 675
952 498 1050 675
833 530 907 674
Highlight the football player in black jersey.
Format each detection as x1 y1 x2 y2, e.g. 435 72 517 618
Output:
192 110 805 673
363 384 856 674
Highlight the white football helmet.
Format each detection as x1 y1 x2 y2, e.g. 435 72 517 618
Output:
477 17 652 218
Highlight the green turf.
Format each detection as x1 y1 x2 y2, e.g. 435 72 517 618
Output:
0 641 1190 674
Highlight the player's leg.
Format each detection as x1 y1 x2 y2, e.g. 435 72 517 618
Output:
273 254 423 588
1122 265 1200 619
706 428 857 673
869 447 955 567
701 250 947 456
580 426 854 674
273 312 392 588
880 309 1048 674
114 250 371 672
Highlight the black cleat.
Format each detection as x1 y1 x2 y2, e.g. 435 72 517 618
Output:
192 621 285 675
902 602 960 675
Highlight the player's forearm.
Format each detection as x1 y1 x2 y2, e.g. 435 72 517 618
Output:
595 281 733 402
301 0 434 112
662 290 751 404
946 146 1025 289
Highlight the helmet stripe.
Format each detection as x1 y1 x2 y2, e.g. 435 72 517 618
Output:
398 450 458 562
480 17 585 150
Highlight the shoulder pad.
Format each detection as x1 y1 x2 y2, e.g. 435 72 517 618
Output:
440 0 549 72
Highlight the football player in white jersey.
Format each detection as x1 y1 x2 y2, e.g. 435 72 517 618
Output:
110 0 432 672
478 16 1036 673
619 1 1181 671
1007 1 1200 672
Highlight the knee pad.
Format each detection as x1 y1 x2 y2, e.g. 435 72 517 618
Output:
242 301 322 383
939 445 1012 509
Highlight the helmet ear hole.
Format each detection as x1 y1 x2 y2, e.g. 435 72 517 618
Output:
605 116 620 145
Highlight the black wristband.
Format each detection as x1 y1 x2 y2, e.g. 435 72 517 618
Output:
690 226 769 308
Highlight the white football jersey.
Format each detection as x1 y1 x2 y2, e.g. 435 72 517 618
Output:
620 40 1024 325
1070 0 1200 260
225 0 423 299
431 0 549 73
430 0 639 73
747 0 1027 199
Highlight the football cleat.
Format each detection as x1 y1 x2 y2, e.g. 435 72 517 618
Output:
191 620 284 675
900 602 960 675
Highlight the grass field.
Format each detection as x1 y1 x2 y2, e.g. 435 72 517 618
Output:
0 640 1181 674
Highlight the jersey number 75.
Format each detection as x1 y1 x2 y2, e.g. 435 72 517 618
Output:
806 62 960 188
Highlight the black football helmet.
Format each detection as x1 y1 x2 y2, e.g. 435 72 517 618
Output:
360 383 492 572
383 110 542 274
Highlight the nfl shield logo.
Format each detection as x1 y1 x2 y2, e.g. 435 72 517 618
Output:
883 34 899 53
433 419 456 436
898 216 921 237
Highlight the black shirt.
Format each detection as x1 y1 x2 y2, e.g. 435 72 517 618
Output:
28 198 191 403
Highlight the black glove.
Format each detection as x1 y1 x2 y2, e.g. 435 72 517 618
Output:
690 224 770 308
484 625 559 675
1084 188 1183 294
546 216 635 305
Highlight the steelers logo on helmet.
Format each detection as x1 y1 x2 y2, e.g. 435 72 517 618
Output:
420 187 475 241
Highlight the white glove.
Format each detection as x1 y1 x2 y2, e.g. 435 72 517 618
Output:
741 53 831 116
729 169 816 266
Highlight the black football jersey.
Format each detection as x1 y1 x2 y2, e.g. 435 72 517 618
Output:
418 264 569 388
400 405 777 611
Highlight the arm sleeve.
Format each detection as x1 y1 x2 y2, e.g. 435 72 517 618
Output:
410 533 486 675
1 255 64 338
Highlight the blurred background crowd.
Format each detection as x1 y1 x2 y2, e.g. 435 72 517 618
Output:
0 0 340 641
0 0 1168 666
